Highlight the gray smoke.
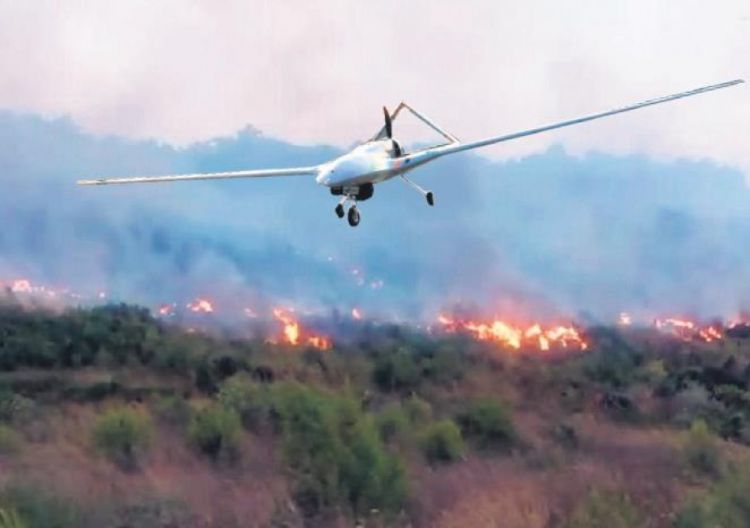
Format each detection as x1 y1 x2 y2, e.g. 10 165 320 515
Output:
0 111 748 323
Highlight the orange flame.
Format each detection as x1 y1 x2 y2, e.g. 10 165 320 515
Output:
11 279 32 293
157 304 175 317
653 316 725 343
437 314 587 352
186 298 214 313
273 308 330 349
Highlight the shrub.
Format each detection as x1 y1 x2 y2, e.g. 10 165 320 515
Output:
372 349 420 392
375 405 409 443
0 426 21 455
552 422 579 450
153 395 191 427
86 495 194 528
457 399 515 451
582 332 640 388
92 406 152 468
683 419 722 477
187 405 242 462
671 384 726 429
564 489 641 528
0 508 25 528
403 395 433 425
273 384 408 517
675 462 750 528
0 389 34 425
218 374 271 431
0 485 80 528
421 345 466 384
420 419 465 464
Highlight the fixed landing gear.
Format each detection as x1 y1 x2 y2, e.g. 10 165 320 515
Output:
347 206 360 227
334 197 361 227
401 175 434 207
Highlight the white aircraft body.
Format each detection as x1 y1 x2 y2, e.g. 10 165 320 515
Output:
79 79 744 226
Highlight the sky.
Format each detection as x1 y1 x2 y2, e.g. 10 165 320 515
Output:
0 2 748 324
0 1 747 169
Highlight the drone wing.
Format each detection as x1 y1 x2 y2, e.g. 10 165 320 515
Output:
78 166 319 186
433 79 744 158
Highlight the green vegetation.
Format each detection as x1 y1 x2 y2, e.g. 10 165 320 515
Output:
564 489 641 528
0 485 80 528
0 302 749 526
272 384 407 517
420 419 466 464
0 508 25 528
456 399 516 451
0 425 21 455
682 419 722 477
375 404 410 443
92 406 152 468
675 462 750 528
187 405 242 462
217 374 271 431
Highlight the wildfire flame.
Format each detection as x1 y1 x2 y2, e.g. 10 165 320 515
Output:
654 317 726 343
158 304 176 317
272 308 330 349
437 314 587 351
186 298 214 314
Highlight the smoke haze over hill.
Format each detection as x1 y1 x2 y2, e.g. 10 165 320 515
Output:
0 111 748 322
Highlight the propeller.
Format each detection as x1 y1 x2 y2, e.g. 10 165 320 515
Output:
383 106 392 138
382 106 402 157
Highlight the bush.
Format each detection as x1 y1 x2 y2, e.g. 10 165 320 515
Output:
683 419 722 477
375 405 409 443
457 399 515 451
671 384 726 430
403 395 433 425
273 384 408 518
675 462 750 528
0 508 25 528
0 485 80 528
564 489 641 528
86 495 195 528
187 405 242 462
218 374 271 431
153 395 191 427
0 426 21 455
92 406 152 468
372 349 420 392
582 331 640 389
0 389 34 425
420 419 465 464
552 423 579 450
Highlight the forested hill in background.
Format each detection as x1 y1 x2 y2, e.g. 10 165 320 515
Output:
1 111 749 320
0 301 749 526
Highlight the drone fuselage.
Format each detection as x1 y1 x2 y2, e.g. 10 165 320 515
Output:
315 139 436 189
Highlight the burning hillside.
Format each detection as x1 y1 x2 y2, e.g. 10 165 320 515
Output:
436 314 588 352
3 276 750 353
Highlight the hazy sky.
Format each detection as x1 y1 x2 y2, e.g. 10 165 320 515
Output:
0 1 747 172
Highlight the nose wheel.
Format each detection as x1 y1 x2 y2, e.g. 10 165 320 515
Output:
347 206 360 227
335 203 345 218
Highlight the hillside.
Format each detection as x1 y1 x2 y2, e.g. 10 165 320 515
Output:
0 301 748 527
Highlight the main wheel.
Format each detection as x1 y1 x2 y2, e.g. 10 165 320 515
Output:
335 203 345 218
347 206 360 227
